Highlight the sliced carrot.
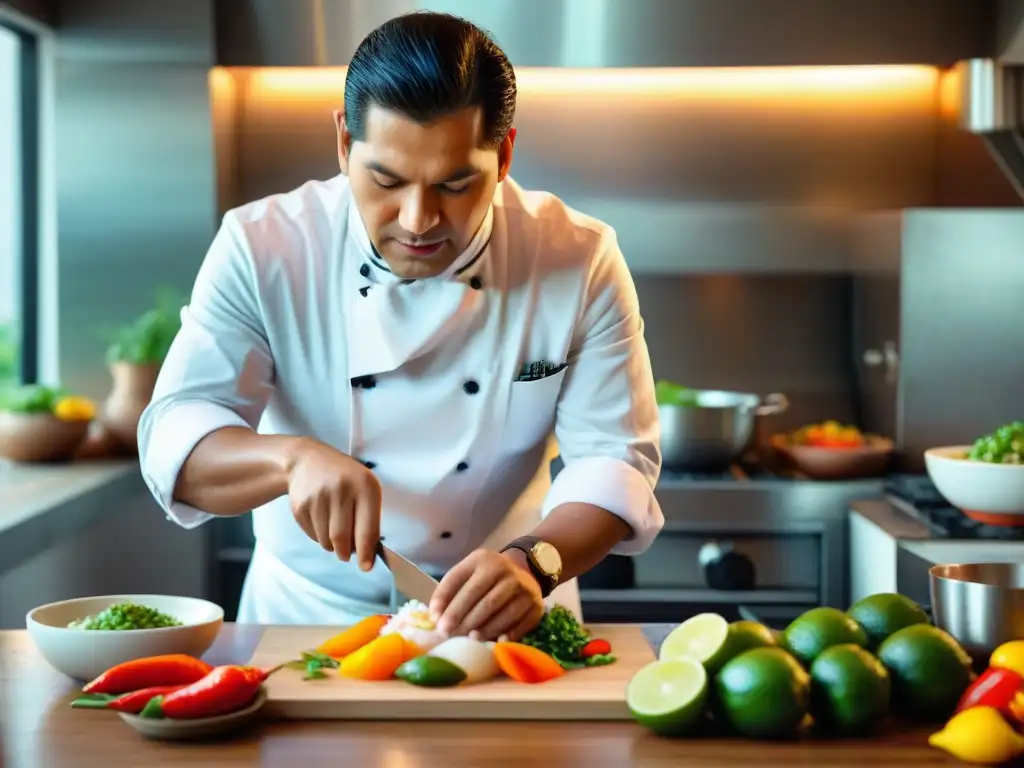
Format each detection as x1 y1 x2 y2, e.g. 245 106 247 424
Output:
339 633 416 681
493 642 567 684
316 614 390 659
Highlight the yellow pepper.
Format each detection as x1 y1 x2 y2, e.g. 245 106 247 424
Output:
338 633 420 681
316 614 389 659
52 395 96 422
929 706 1024 765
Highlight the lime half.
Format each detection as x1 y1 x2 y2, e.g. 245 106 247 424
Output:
659 613 731 669
627 658 708 736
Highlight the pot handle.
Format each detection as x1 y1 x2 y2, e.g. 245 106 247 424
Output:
755 393 789 417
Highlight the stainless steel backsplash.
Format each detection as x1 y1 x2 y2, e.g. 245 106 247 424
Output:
45 1 1021 455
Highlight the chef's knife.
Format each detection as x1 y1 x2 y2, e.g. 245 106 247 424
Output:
375 541 440 605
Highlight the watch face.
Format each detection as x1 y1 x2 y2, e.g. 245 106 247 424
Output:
531 541 562 575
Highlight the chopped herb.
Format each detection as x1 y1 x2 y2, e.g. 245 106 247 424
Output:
583 653 617 667
520 604 592 664
283 649 339 680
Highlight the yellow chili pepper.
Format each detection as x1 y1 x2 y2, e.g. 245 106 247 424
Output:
929 706 1024 765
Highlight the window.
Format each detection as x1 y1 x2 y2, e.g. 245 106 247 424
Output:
0 19 39 389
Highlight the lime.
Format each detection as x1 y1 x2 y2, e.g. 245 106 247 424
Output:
715 647 811 739
810 644 891 735
627 658 709 736
660 613 730 667
660 614 777 675
877 624 974 720
782 607 868 667
847 593 930 650
395 655 466 687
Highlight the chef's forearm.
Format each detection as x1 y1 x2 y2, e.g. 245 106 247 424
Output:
172 427 300 516
515 502 631 583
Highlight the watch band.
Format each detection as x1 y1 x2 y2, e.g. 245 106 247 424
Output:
500 536 560 598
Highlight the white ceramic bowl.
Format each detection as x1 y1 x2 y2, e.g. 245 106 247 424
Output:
925 446 1024 525
26 594 224 682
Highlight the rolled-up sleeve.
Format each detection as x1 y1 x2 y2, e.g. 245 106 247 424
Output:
541 230 664 555
137 211 275 529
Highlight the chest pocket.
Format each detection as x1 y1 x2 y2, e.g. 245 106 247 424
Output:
500 367 569 454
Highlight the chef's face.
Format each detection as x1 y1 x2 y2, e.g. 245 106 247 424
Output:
335 105 515 279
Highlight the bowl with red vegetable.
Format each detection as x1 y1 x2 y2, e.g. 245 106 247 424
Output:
27 594 224 682
771 421 894 479
71 655 273 740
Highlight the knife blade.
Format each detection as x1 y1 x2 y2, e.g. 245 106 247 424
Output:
376 541 440 605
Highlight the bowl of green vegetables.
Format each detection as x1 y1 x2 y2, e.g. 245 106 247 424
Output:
26 595 223 681
925 421 1024 526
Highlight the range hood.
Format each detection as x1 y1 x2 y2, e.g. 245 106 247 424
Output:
957 58 1024 202
215 0 992 69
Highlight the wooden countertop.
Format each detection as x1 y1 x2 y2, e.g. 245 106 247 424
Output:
1 624 958 767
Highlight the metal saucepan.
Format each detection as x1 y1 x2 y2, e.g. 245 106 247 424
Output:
930 562 1024 663
658 389 789 472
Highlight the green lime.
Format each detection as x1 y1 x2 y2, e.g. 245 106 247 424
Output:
627 658 709 736
660 613 777 675
660 613 730 667
395 655 467 687
715 647 811 739
782 607 868 667
810 644 891 735
876 624 974 721
847 593 930 650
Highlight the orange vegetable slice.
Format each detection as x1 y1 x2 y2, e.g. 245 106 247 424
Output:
493 642 567 684
316 614 389 659
339 633 419 681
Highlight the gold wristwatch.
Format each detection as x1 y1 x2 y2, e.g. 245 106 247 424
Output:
500 536 562 597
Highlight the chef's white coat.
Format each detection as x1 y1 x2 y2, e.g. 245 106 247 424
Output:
137 173 664 625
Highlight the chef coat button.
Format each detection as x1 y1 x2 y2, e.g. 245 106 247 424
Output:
463 380 480 395
440 531 452 539
363 460 376 470
358 286 370 297
359 264 371 277
470 276 483 290
456 461 469 472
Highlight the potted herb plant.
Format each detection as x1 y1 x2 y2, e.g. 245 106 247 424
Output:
0 383 96 462
99 288 184 453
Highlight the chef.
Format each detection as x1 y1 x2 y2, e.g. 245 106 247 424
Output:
137 11 664 640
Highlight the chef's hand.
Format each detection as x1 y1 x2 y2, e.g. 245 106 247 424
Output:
286 437 382 571
429 549 545 641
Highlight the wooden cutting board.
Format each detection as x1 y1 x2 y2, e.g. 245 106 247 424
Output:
248 624 655 721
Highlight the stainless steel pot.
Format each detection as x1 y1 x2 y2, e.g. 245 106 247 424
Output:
658 390 789 471
930 562 1024 663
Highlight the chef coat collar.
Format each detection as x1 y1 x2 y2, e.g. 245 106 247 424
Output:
348 196 494 286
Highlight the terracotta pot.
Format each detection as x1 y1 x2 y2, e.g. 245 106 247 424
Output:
0 412 91 462
101 362 160 453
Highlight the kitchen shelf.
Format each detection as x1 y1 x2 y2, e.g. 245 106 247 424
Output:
579 588 818 605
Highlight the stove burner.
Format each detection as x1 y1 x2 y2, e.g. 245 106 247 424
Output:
885 474 1024 540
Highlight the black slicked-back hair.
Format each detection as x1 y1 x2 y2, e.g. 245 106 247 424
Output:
343 12 516 148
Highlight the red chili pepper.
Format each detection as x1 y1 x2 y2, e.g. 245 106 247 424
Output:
581 639 612 658
82 654 214 695
153 665 268 719
955 667 1024 715
104 685 188 714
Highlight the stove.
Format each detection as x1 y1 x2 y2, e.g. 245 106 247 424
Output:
550 454 885 627
884 475 1024 540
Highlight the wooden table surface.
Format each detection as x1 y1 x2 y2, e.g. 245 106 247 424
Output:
0 623 964 767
